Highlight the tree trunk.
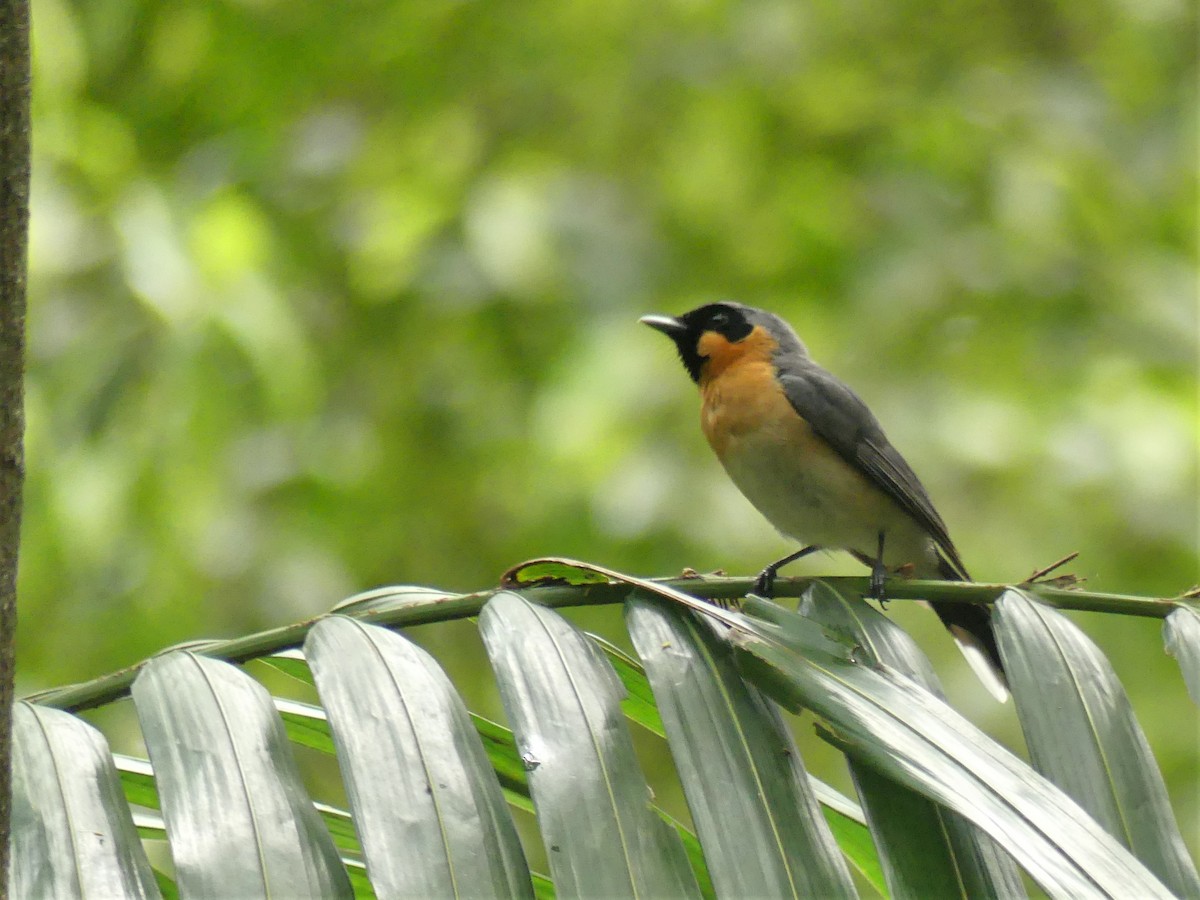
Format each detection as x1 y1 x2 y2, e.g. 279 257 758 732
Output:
0 0 31 893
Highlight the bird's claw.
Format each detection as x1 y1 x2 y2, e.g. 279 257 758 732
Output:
867 561 889 605
866 530 888 604
753 567 776 598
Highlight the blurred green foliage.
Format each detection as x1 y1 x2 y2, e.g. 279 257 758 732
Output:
24 0 1196 861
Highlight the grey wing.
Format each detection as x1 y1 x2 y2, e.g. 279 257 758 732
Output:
777 366 970 580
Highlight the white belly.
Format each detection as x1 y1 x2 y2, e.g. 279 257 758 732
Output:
718 426 939 575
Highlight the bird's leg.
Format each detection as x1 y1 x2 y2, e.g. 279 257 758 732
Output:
868 530 889 604
754 545 821 597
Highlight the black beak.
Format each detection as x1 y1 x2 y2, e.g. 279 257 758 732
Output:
639 314 687 338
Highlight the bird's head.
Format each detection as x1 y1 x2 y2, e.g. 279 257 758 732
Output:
640 302 807 383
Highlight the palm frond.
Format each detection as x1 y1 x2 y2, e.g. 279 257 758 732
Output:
13 565 1198 899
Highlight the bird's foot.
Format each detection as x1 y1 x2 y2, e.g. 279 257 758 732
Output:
753 545 821 598
866 530 888 604
868 561 889 605
753 566 777 598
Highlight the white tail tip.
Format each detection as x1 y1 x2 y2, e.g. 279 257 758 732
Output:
949 625 1009 703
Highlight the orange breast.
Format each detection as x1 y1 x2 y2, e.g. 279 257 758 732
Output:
697 325 791 457
701 360 791 457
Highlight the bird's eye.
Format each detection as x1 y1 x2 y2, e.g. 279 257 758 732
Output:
710 311 730 328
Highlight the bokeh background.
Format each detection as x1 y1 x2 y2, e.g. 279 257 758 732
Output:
24 0 1198 866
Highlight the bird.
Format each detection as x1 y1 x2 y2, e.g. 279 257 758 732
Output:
641 301 1008 701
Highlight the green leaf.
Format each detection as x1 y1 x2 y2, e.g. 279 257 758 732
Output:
293 640 540 879
262 650 536 815
314 803 365 860
586 632 668 736
267 652 530 820
479 591 701 898
131 651 353 898
817 812 883 897
137 809 371 898
501 559 614 588
305 615 534 899
11 702 160 898
797 583 1024 900
133 809 167 841
344 857 378 899
735 594 859 661
792 585 940 686
264 649 538 826
470 712 534 811
532 871 557 899
626 595 859 899
120 751 365 862
1164 605 1200 707
330 585 456 614
275 697 337 753
729 609 1175 899
271 623 774 898
259 648 315 684
994 588 1200 897
472 698 712 895
153 867 179 900
115 754 160 809
589 624 877 890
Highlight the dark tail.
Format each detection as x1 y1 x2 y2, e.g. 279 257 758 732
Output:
933 555 1008 702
